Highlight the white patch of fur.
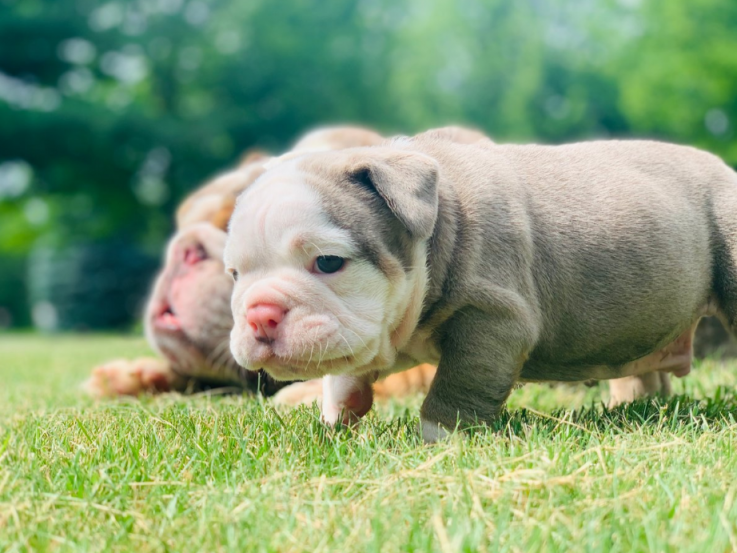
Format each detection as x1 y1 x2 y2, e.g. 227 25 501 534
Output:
225 165 408 380
321 374 350 425
262 151 303 171
321 373 375 425
421 418 450 443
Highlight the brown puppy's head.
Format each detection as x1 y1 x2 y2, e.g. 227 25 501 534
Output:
291 126 385 152
418 125 493 145
146 154 286 392
144 223 245 381
175 127 384 231
225 142 440 381
176 156 270 231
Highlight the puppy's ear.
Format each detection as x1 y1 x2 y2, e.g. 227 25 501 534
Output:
238 148 270 167
347 151 439 239
176 162 268 230
420 126 494 145
210 197 236 231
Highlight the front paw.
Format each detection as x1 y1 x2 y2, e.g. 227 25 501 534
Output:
420 418 452 443
83 358 173 398
321 374 375 426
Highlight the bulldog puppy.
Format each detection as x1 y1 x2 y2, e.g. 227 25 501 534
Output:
225 128 737 441
85 125 437 403
85 165 276 397
86 219 436 401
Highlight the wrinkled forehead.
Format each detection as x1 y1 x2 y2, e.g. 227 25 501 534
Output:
225 164 356 268
168 222 227 260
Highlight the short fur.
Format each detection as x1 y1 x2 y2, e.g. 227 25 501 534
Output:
226 129 737 440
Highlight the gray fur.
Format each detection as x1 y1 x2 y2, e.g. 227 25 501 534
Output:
286 133 737 435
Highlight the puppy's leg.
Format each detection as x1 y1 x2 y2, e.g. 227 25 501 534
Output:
272 365 437 408
271 379 324 407
84 358 188 398
607 372 672 408
322 373 377 426
420 307 535 443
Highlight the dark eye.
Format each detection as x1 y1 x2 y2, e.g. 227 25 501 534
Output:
230 269 239 282
314 255 345 274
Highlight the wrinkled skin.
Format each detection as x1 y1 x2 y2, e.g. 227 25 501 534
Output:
144 223 283 390
86 222 288 396
85 219 437 401
85 125 436 404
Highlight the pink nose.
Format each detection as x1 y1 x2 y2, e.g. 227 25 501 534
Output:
246 303 287 342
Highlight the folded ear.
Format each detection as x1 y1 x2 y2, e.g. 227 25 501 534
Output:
347 151 440 240
238 148 270 167
176 161 267 230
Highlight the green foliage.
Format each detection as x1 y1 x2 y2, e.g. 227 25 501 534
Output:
1 0 736 327
27 240 156 330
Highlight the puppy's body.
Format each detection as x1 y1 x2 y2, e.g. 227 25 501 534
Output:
415 139 717 379
226 132 736 439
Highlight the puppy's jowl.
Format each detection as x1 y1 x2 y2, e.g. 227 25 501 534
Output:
225 128 737 442
86 125 436 404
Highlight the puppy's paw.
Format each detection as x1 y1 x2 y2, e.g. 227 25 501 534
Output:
83 358 174 398
420 418 451 443
607 372 672 408
271 379 324 408
321 374 376 427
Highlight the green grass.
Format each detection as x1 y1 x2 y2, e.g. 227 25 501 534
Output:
1 334 736 552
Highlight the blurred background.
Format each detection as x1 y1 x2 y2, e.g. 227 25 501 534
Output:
1 0 736 332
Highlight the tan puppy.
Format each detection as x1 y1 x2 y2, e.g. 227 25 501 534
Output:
86 126 436 403
225 128 737 440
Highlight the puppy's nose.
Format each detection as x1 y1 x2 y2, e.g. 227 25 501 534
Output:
246 303 287 342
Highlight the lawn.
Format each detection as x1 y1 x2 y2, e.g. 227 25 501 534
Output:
1 334 736 552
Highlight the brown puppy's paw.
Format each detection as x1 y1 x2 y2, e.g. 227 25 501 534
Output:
83 358 176 398
271 379 324 408
607 372 672 408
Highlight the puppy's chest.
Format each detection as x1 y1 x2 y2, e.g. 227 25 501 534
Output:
400 328 441 366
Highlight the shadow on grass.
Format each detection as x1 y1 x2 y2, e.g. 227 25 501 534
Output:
461 386 737 441
324 386 737 447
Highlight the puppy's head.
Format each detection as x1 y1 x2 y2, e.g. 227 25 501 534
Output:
291 126 385 152
145 222 241 380
175 157 269 231
175 127 385 231
224 147 440 381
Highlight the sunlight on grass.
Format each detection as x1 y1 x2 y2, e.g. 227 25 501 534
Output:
1 334 736 552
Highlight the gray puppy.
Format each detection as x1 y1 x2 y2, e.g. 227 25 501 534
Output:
224 128 734 441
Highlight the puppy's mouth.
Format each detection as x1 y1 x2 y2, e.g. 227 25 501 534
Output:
249 348 357 380
153 303 182 333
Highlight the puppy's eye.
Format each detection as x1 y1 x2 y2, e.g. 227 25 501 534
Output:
314 255 346 274
228 269 239 282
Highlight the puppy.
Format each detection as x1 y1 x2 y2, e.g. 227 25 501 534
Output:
225 128 737 440
85 126 436 403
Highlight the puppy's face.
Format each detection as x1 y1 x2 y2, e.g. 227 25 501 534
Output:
145 222 240 381
224 147 439 381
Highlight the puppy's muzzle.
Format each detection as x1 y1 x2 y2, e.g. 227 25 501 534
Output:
246 303 288 344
